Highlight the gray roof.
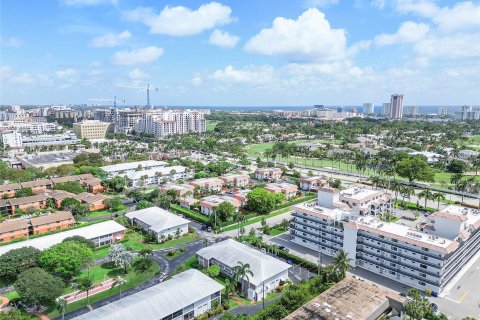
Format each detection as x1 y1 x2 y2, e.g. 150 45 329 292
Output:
196 239 291 286
72 269 223 320
101 160 167 173
0 220 125 256
125 207 190 233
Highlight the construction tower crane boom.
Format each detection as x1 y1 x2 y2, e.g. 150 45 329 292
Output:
116 83 158 108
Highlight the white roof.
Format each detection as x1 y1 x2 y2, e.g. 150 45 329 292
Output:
101 160 167 173
126 166 186 180
196 239 291 286
72 269 223 320
125 207 190 233
0 220 126 256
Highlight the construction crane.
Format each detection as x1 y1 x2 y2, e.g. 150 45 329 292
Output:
116 83 158 109
88 96 125 108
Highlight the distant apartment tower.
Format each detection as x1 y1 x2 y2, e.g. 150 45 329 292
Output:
455 106 480 121
363 103 374 114
389 94 404 119
135 110 206 138
73 120 112 139
438 107 448 116
404 106 418 116
381 103 391 116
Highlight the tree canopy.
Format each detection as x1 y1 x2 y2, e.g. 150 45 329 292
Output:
0 246 42 281
246 188 285 214
395 157 435 183
40 241 93 279
14 267 64 309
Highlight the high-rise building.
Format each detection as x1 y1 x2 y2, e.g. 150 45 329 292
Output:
381 103 391 116
73 120 112 139
135 109 206 138
438 107 448 116
389 94 404 119
455 106 480 120
404 106 418 116
363 103 374 114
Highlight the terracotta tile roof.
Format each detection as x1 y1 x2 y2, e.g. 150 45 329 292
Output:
30 211 75 227
0 183 21 193
20 179 52 188
0 219 29 234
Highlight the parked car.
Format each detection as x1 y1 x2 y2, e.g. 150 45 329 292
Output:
207 227 212 232
279 246 289 252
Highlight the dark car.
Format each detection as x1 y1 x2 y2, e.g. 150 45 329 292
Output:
431 303 438 312
278 246 289 252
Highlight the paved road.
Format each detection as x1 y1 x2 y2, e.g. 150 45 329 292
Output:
222 210 294 238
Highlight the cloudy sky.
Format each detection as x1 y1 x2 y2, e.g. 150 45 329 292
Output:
1 0 479 106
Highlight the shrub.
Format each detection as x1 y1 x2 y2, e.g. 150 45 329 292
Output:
206 264 221 278
167 250 177 256
167 234 173 241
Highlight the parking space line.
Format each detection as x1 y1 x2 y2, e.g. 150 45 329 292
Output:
457 292 468 303
444 297 459 303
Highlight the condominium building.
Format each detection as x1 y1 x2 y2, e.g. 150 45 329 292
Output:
219 173 250 188
363 103 374 114
125 165 192 188
299 176 328 191
189 178 225 192
290 188 480 294
101 160 167 177
0 130 22 147
455 105 480 121
135 109 206 138
389 94 404 119
73 120 112 139
382 103 391 116
404 105 418 116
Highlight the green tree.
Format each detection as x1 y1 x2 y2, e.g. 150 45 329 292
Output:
56 297 68 320
0 246 41 282
213 201 236 225
404 288 433 320
40 242 93 279
418 189 434 208
62 236 95 250
446 160 467 173
54 181 85 194
246 188 285 214
224 278 237 301
14 187 34 198
333 249 351 278
14 267 64 310
395 157 435 183
77 276 94 306
0 309 31 320
206 264 221 278
233 261 254 293
432 192 446 210
135 200 153 210
108 244 134 273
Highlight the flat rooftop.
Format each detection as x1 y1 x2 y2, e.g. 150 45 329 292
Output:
101 160 167 172
283 276 404 320
339 187 387 201
18 152 77 165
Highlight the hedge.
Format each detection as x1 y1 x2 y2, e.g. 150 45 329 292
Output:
169 204 210 224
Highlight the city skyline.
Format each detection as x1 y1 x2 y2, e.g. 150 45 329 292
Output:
1 0 480 106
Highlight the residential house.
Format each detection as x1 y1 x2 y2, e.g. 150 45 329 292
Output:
254 168 282 181
0 194 48 215
0 183 21 199
19 179 52 193
196 239 291 301
160 184 195 196
199 195 241 216
264 182 298 199
219 174 250 188
189 178 225 193
299 176 328 191
0 219 29 243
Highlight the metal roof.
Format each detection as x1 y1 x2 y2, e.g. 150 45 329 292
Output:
101 160 167 173
72 269 223 320
125 207 190 233
196 239 291 286
0 220 126 256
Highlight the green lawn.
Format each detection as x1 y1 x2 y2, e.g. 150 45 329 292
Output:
44 258 160 318
267 227 288 236
148 232 200 250
207 121 220 131
86 205 127 218
222 207 292 232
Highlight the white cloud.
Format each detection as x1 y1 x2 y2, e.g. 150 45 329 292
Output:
414 33 480 59
60 0 117 6
128 68 150 80
56 68 76 79
395 0 480 32
112 46 164 66
375 21 430 46
191 76 203 86
244 8 347 62
208 29 239 48
304 0 339 8
124 2 233 36
2 37 24 47
210 65 275 85
370 0 385 9
90 30 131 47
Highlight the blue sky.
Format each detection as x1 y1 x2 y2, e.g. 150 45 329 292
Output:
1 0 479 106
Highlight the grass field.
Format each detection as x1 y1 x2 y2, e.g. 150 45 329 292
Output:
206 121 220 131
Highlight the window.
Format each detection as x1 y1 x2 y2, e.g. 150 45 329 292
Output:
422 247 429 252
420 264 427 269
419 281 426 286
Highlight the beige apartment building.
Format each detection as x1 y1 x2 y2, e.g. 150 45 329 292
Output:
73 120 112 139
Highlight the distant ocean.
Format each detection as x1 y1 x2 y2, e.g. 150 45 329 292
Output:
167 105 463 114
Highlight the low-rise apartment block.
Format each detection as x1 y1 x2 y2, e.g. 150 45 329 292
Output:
189 178 225 192
254 167 282 181
0 219 30 243
125 165 191 188
264 182 298 199
199 195 241 216
197 239 290 301
0 194 48 215
101 160 167 177
125 207 190 242
299 176 328 191
290 188 480 294
71 269 223 320
160 183 195 196
219 173 250 188
0 220 126 256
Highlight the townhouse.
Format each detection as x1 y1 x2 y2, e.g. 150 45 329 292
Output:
197 239 291 301
199 195 241 216
290 188 480 294
0 219 29 243
125 165 191 188
264 182 298 199
125 207 190 242
43 190 109 211
254 167 282 181
230 189 250 207
299 175 328 191
71 270 223 320
0 194 48 215
160 183 195 196
189 178 225 193
219 173 250 188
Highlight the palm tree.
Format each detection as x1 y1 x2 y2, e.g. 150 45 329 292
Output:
233 262 254 294
77 276 94 306
333 249 351 278
112 276 126 298
418 189 434 208
56 297 68 320
432 192 446 210
224 278 237 301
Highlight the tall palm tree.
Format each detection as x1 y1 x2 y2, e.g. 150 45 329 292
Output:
233 262 254 294
333 249 351 278
224 278 237 301
56 297 68 320
112 276 126 298
418 189 434 208
432 192 446 210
